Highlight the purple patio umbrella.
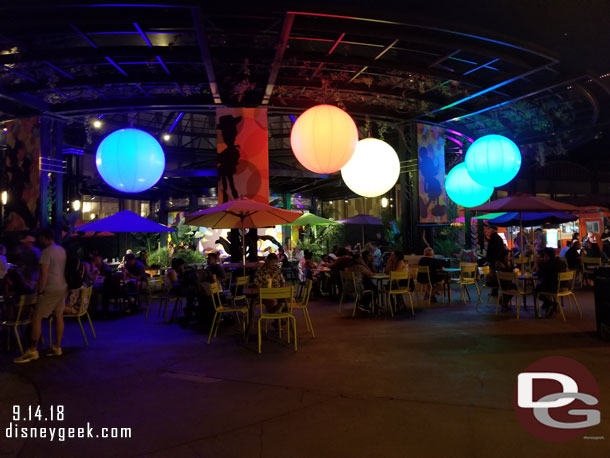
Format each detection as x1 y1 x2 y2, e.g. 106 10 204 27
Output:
74 211 176 233
337 214 383 246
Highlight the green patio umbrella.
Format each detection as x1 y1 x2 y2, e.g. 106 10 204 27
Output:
282 213 342 226
472 212 507 220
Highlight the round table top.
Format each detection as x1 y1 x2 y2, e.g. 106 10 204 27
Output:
371 273 389 279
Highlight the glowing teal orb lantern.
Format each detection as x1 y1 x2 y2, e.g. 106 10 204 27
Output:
96 128 165 193
464 134 521 187
445 163 494 208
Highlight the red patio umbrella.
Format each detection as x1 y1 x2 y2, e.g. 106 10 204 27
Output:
469 193 580 254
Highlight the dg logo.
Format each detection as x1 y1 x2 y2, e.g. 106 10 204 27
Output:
514 356 601 441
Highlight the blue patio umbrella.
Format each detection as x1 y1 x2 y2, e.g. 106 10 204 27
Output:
74 211 176 233
486 211 578 227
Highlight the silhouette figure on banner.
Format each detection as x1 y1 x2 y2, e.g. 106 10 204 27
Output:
5 139 37 230
419 145 446 220
217 115 242 202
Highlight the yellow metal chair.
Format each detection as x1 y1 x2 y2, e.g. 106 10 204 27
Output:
288 279 315 337
231 275 250 308
513 256 532 273
536 270 581 321
415 266 443 304
50 287 96 345
207 282 249 344
582 256 602 285
496 271 532 319
386 270 414 316
144 275 164 321
258 286 297 354
160 275 184 322
1 294 37 354
453 265 480 304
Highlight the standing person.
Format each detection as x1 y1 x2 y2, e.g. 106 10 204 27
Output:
14 228 67 363
486 226 505 266
534 228 547 252
15 235 40 292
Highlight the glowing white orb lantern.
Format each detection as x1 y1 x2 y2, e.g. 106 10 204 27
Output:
341 138 400 198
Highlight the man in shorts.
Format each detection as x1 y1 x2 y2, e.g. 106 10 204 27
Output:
15 228 67 363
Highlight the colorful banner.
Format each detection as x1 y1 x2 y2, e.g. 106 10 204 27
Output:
417 123 447 223
216 108 269 204
4 117 40 231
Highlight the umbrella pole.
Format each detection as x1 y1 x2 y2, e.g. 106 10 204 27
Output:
242 221 247 276
520 213 524 260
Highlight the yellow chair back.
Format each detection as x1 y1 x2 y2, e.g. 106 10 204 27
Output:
259 286 294 301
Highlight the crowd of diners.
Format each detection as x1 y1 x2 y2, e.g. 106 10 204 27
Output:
3 223 606 363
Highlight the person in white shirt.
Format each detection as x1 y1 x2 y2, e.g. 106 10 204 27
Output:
15 228 67 363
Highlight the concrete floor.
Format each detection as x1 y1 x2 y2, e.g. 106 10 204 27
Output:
1 289 609 458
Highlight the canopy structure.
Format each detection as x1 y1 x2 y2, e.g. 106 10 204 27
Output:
337 214 383 246
486 212 578 227
186 197 302 271
470 193 580 254
74 211 175 233
282 214 341 226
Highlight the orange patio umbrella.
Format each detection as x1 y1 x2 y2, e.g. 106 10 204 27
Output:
185 197 302 272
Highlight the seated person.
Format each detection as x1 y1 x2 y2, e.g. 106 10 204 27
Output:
363 251 376 273
254 253 286 312
565 240 582 271
298 250 316 282
166 257 197 317
559 241 572 258
347 253 375 304
277 246 289 267
137 250 150 269
417 248 443 302
583 240 603 259
384 250 406 274
329 248 354 298
536 248 567 317
206 252 225 285
318 254 331 269
123 253 146 281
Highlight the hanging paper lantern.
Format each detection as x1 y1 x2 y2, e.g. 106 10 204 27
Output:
341 138 400 198
96 128 165 193
290 104 358 174
465 134 521 187
445 163 494 208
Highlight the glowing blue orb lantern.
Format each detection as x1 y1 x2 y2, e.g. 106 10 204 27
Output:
464 134 521 187
96 128 165 193
445 163 494 208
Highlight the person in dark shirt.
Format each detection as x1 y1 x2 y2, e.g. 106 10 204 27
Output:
417 248 444 302
564 240 582 271
123 253 146 280
486 226 505 266
206 252 225 284
536 248 567 317
329 248 354 299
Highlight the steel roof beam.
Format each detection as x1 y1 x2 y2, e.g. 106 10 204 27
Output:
262 12 295 105
190 7 221 104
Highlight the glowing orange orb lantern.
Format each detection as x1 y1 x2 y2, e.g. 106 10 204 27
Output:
290 104 359 174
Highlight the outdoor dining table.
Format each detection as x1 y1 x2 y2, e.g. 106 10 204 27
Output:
371 273 389 314
242 287 260 343
517 274 538 314
442 268 461 303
